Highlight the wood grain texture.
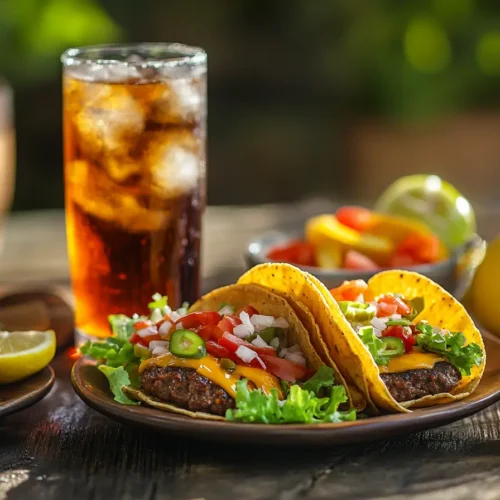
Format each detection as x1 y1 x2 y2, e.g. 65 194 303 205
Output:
0 205 500 500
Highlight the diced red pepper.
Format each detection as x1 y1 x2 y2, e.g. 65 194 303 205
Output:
330 279 373 302
177 311 222 330
133 320 152 331
382 325 416 353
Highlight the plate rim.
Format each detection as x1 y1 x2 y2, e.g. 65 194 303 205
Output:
71 343 500 446
0 365 55 418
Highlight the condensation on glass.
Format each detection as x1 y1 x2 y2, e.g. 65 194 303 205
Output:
61 44 207 339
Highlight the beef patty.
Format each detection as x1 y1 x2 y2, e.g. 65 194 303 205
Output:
140 365 235 416
380 361 461 403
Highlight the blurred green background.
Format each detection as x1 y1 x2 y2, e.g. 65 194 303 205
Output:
2 0 500 211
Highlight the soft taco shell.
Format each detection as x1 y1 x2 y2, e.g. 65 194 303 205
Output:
238 265 372 412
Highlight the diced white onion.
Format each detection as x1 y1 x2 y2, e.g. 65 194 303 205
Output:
136 326 158 338
150 308 163 324
152 346 169 356
162 305 172 316
270 337 280 349
390 313 402 320
158 320 172 336
175 322 185 330
176 307 188 317
355 294 364 303
371 317 388 331
285 352 306 365
273 317 289 329
285 344 301 354
235 345 258 363
250 314 275 330
218 305 234 316
149 340 169 350
251 335 268 348
239 311 255 335
170 311 181 322
373 328 382 338
233 324 253 338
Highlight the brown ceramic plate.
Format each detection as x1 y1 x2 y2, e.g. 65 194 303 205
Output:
71 332 500 447
0 366 55 418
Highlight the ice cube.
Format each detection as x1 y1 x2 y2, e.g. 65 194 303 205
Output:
149 78 204 125
75 86 145 160
68 160 169 233
144 130 201 199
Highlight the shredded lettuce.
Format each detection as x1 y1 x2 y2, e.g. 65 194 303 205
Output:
226 367 356 424
98 366 138 405
416 322 483 376
108 314 135 342
357 326 396 366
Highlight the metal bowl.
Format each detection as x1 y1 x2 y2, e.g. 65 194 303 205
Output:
244 230 486 300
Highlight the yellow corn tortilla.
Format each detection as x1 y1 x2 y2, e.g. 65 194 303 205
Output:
238 265 373 412
318 270 485 412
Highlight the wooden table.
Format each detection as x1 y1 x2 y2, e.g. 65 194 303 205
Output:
1 204 500 500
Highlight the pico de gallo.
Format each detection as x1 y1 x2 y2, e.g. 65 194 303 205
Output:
266 206 445 271
80 294 356 424
330 280 483 377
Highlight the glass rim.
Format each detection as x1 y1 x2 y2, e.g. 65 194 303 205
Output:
61 42 206 69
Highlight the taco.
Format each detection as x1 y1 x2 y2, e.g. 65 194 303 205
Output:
81 285 356 424
238 263 377 412
325 270 486 412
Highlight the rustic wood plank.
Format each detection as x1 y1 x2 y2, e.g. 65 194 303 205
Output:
0 204 499 500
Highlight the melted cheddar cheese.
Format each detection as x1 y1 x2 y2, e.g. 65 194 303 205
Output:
139 353 284 399
378 351 444 374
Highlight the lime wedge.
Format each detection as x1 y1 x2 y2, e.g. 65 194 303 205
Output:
374 175 476 249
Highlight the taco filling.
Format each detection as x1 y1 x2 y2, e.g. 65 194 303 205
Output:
331 280 484 403
81 288 356 424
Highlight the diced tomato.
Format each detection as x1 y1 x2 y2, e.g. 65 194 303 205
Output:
236 305 259 317
382 325 416 353
218 314 242 333
330 279 373 302
133 320 152 331
260 354 309 382
393 233 441 265
218 332 277 357
267 240 316 267
174 311 222 331
141 333 162 345
336 206 373 232
206 340 233 359
388 253 417 268
377 294 412 316
376 302 398 317
197 325 224 341
344 250 380 271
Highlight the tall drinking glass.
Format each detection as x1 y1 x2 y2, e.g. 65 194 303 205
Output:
61 44 207 340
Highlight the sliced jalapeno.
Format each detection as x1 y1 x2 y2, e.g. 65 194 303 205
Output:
339 301 376 322
379 337 405 357
169 329 206 359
